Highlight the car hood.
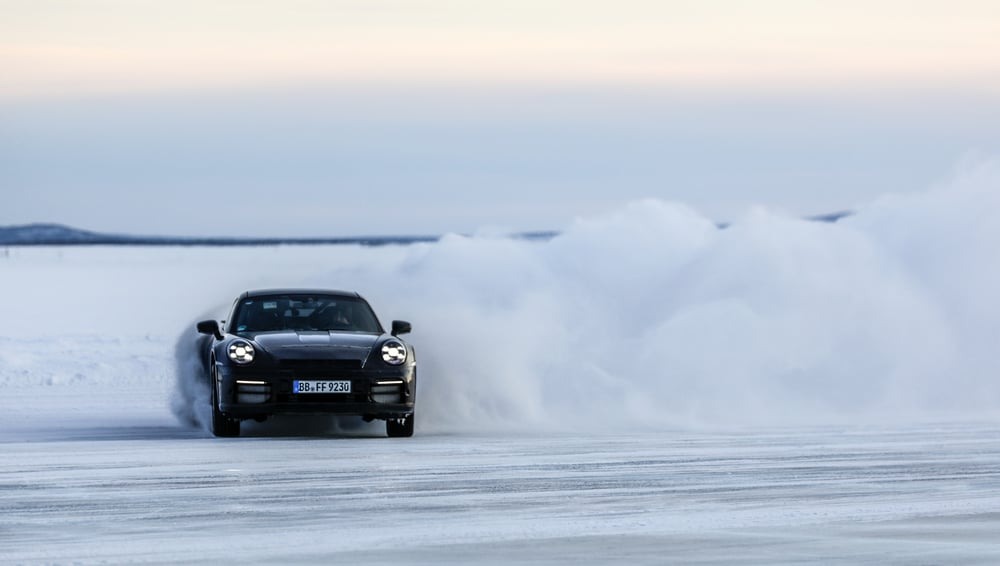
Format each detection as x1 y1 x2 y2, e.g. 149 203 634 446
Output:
249 331 382 362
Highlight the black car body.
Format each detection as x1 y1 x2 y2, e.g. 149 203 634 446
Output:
196 289 416 437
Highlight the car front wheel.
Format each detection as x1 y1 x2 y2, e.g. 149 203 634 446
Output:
386 413 414 438
210 369 241 438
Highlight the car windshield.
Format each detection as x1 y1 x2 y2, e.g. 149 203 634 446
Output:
232 294 382 334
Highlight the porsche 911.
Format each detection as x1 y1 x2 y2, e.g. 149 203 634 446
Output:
196 289 416 437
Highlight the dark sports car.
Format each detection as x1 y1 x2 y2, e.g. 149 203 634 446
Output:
196 289 416 438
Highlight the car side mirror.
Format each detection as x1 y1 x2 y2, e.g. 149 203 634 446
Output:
197 320 224 340
391 320 412 336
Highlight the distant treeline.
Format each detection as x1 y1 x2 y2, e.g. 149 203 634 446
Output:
0 223 557 247
0 212 851 247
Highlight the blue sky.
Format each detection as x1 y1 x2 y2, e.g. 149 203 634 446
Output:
2 0 999 236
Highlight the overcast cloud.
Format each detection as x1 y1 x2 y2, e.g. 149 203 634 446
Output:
2 1 999 236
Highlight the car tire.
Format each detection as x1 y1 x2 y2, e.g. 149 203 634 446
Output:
210 369 241 438
386 413 414 438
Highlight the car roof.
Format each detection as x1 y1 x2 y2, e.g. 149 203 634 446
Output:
239 288 362 300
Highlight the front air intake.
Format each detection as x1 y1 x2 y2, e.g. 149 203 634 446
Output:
371 382 403 404
236 380 271 404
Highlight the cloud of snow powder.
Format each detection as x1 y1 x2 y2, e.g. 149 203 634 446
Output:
174 162 1000 432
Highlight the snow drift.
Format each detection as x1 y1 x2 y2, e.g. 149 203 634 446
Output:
173 163 1000 432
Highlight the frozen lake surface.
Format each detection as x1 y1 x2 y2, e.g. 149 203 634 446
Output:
3 418 1000 563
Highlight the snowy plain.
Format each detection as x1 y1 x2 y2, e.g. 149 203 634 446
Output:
3 169 1000 563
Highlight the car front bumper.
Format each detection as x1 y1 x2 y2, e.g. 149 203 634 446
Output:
216 363 416 420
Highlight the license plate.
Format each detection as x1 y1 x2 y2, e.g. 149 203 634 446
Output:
292 380 351 394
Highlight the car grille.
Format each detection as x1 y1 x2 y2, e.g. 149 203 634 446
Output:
279 359 363 372
271 381 405 405
275 392 369 404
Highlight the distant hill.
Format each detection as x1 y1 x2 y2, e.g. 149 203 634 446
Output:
806 210 853 223
0 213 851 246
0 223 557 247
0 223 114 245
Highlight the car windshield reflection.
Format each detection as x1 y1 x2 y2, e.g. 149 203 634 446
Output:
232 294 382 334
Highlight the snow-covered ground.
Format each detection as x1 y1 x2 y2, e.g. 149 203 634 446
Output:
2 173 1000 562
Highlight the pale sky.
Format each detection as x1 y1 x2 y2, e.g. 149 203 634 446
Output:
2 0 999 236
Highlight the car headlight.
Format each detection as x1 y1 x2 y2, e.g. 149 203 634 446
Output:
228 341 255 364
381 341 407 365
